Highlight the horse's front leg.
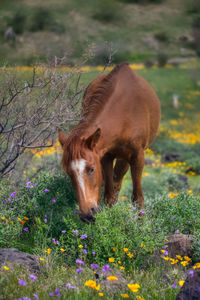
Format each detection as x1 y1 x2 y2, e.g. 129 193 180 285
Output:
130 149 145 210
101 153 117 207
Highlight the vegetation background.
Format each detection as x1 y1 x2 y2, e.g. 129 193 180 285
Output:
0 0 200 299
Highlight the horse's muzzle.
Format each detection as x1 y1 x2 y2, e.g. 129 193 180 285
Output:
79 207 98 224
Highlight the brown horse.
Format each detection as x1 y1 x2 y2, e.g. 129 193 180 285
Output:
59 63 161 222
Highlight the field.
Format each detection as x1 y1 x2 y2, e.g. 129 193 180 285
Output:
0 62 200 299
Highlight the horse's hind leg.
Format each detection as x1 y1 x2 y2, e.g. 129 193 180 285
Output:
130 149 145 209
113 159 129 195
101 153 116 207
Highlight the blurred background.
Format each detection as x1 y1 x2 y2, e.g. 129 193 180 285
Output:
0 0 200 66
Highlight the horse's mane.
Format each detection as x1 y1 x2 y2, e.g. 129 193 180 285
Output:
82 62 129 122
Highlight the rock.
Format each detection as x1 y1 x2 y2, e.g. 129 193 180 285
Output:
165 234 193 258
176 269 200 300
162 152 181 163
0 248 40 273
95 269 127 292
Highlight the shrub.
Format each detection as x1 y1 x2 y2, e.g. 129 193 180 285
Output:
154 32 169 42
30 7 53 32
157 52 168 67
8 11 27 34
192 16 200 56
92 0 123 23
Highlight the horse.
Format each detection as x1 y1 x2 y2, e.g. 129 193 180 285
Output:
59 62 161 223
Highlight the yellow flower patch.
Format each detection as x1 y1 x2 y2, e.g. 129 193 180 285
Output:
85 280 100 291
121 294 129 298
107 276 118 281
127 283 140 292
109 257 115 263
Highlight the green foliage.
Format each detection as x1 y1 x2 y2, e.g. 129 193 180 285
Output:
30 7 55 32
92 0 123 23
157 52 168 67
8 11 27 34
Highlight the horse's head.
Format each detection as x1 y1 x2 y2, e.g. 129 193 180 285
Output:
58 128 102 223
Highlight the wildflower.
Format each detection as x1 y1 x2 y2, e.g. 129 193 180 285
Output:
73 230 79 236
193 263 200 269
30 274 37 281
40 258 45 261
44 218 47 223
33 184 37 187
121 294 129 298
80 234 87 239
140 210 145 215
76 267 84 274
3 266 9 271
60 248 65 252
109 257 115 262
162 256 170 261
24 217 29 221
70 286 77 290
107 276 118 281
53 288 60 296
44 189 49 193
1 217 6 220
189 270 194 277
45 248 51 254
170 259 178 265
23 297 31 300
91 264 99 269
123 248 128 252
118 261 122 264
181 261 189 266
85 280 100 291
52 238 56 243
76 259 85 266
51 199 56 203
78 245 83 248
74 209 78 215
33 294 39 300
141 243 146 248
18 279 27 286
172 281 177 288
102 264 110 272
99 293 104 296
120 266 125 270
10 192 16 198
136 296 144 300
66 284 71 288
24 227 28 232
171 217 174 221
184 256 191 262
128 283 140 292
61 230 66 234
113 247 116 252
161 249 168 256
179 280 185 287
132 206 136 211
176 255 183 260
92 251 96 256
49 293 53 296
175 230 180 234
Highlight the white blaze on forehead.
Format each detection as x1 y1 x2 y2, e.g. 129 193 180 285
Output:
71 159 86 198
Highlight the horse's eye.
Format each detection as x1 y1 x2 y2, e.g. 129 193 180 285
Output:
88 167 94 174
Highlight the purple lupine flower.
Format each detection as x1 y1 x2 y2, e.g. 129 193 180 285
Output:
76 259 85 266
10 192 16 198
44 218 47 223
140 210 145 215
49 293 53 296
52 238 56 243
80 234 87 239
175 230 179 234
44 189 49 193
61 230 66 234
74 209 78 215
18 279 27 286
132 206 136 211
91 264 99 269
92 251 96 256
30 274 37 281
44 214 47 218
66 284 71 288
102 264 110 272
76 267 84 274
51 199 56 203
53 288 60 296
33 183 37 187
26 181 31 188
189 270 194 277
187 221 191 224
164 250 168 256
71 286 77 290
172 281 177 288
171 217 174 221
24 227 28 232
83 249 88 255
33 294 39 300
72 230 79 236
163 245 168 249
7 197 11 202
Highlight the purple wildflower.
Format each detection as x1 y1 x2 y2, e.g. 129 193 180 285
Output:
132 206 136 211
26 181 31 188
30 274 37 281
49 293 53 296
74 209 78 215
76 259 85 266
66 284 71 288
194 220 197 223
24 227 28 232
164 250 168 256
172 281 177 288
71 286 77 290
83 249 88 255
189 270 194 277
7 197 11 202
80 234 87 239
175 230 179 234
23 297 31 300
18 279 27 286
53 288 60 296
76 267 84 274
140 210 145 215
72 230 79 236
51 199 56 203
102 264 110 272
171 217 174 221
52 238 56 243
187 221 191 224
33 295 39 300
44 218 47 223
92 251 96 256
33 183 37 187
44 214 47 217
103 227 107 231
91 264 99 269
10 192 16 198
44 189 49 193
61 230 66 234
56 241 60 246
163 245 168 249
198 287 200 291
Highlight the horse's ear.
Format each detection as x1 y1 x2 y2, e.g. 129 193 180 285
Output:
58 129 67 148
85 128 101 150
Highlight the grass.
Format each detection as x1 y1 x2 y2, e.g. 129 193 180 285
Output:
0 63 200 299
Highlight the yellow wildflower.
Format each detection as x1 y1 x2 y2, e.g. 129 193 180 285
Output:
109 257 115 263
60 248 65 252
176 255 183 260
170 259 178 265
162 256 170 261
99 293 104 296
45 248 51 254
40 258 45 261
120 266 125 270
184 256 191 262
193 262 200 269
121 196 126 200
123 248 128 252
1 217 6 220
136 296 145 300
118 261 122 264
179 280 185 287
85 280 100 291
24 217 29 220
141 243 146 248
127 253 133 258
78 245 83 248
181 261 189 266
107 276 118 281
121 294 129 298
113 247 116 252
128 283 140 292
3 266 9 271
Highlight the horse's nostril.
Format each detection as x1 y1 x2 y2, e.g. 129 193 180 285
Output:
90 207 97 215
